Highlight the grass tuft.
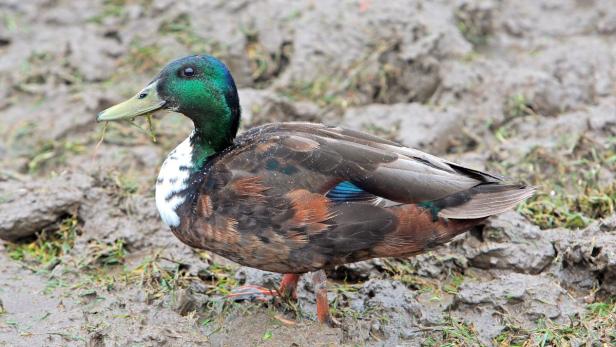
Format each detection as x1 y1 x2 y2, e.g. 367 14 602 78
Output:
7 216 80 268
492 298 615 346
439 316 482 346
491 135 615 229
126 253 193 301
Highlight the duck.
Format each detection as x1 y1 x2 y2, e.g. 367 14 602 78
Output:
97 55 534 325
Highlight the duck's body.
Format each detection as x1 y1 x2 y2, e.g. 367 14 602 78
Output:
155 121 531 274
98 55 534 324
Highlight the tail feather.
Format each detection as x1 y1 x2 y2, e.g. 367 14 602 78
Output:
436 183 535 219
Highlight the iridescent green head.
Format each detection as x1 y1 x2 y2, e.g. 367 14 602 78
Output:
98 55 240 155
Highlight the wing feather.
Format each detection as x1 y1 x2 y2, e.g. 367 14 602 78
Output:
232 122 525 208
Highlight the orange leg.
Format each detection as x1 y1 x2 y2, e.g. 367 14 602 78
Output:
313 270 336 326
279 273 301 299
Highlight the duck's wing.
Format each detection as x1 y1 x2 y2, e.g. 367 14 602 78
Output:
229 122 533 218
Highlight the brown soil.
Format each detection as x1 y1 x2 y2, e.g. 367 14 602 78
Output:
1 1 615 346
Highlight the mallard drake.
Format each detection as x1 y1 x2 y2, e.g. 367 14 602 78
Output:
97 55 534 325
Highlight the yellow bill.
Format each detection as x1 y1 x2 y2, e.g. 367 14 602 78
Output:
97 81 165 122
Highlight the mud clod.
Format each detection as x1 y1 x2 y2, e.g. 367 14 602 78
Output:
461 212 556 274
455 273 582 342
551 215 616 295
0 173 92 241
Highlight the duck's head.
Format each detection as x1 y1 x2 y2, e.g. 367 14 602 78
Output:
97 55 240 153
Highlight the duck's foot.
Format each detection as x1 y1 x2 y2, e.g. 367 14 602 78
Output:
226 284 275 303
227 271 338 327
312 270 339 327
226 273 301 303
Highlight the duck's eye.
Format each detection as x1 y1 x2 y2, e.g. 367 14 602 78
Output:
138 92 147 99
181 67 195 77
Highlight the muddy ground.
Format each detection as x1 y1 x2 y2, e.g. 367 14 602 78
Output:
0 0 615 346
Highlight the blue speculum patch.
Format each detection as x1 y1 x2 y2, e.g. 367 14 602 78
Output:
326 181 374 202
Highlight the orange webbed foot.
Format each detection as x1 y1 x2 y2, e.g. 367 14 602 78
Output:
227 273 301 303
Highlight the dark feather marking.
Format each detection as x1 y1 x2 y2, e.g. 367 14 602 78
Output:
447 162 503 183
412 156 449 172
165 190 185 202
